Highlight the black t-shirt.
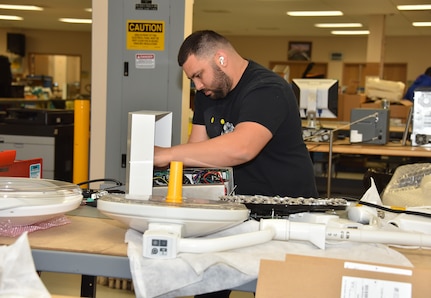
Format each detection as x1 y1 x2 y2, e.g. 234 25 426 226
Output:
193 61 318 198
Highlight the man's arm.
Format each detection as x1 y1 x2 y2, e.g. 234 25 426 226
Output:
187 124 209 143
154 121 272 168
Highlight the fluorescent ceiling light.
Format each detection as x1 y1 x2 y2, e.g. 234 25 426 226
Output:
287 11 343 17
0 4 43 11
59 18 92 24
0 15 23 21
397 5 431 10
331 30 370 35
413 22 431 27
315 23 362 28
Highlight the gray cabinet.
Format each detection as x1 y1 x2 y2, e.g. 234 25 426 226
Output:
93 0 192 184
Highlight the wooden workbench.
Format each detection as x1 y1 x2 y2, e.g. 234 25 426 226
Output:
0 210 130 298
2 209 431 266
304 120 408 133
306 139 431 158
0 213 128 256
2 207 431 296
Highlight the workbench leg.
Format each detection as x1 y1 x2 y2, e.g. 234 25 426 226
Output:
81 275 96 298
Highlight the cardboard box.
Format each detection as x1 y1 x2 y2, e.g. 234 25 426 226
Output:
360 99 412 123
391 100 413 122
360 100 381 109
256 254 431 298
339 93 367 121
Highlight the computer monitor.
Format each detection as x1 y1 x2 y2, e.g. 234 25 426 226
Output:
291 78 339 119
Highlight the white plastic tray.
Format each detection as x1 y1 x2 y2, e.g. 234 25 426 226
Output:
97 194 250 237
0 177 82 226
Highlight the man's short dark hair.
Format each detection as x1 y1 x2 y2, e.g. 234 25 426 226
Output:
425 67 431 76
177 30 230 66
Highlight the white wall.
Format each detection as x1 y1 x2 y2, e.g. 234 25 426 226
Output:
227 35 431 85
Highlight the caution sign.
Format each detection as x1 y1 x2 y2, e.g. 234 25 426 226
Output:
127 20 164 51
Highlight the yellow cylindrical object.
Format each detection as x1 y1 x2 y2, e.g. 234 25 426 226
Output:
165 161 183 203
73 99 90 185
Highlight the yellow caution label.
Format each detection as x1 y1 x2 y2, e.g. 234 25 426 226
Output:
127 20 164 51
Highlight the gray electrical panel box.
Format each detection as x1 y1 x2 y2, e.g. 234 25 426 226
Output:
103 0 191 183
350 108 390 145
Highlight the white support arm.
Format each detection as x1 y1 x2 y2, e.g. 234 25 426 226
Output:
325 227 431 247
143 218 431 259
178 228 275 254
260 219 327 249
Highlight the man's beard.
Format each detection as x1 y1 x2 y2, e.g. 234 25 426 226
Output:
206 65 232 99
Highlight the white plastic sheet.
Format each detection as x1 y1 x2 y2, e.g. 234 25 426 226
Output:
0 232 51 298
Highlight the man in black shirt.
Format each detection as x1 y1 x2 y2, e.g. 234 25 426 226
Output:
154 30 318 297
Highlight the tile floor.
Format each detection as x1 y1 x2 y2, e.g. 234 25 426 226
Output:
40 272 254 298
